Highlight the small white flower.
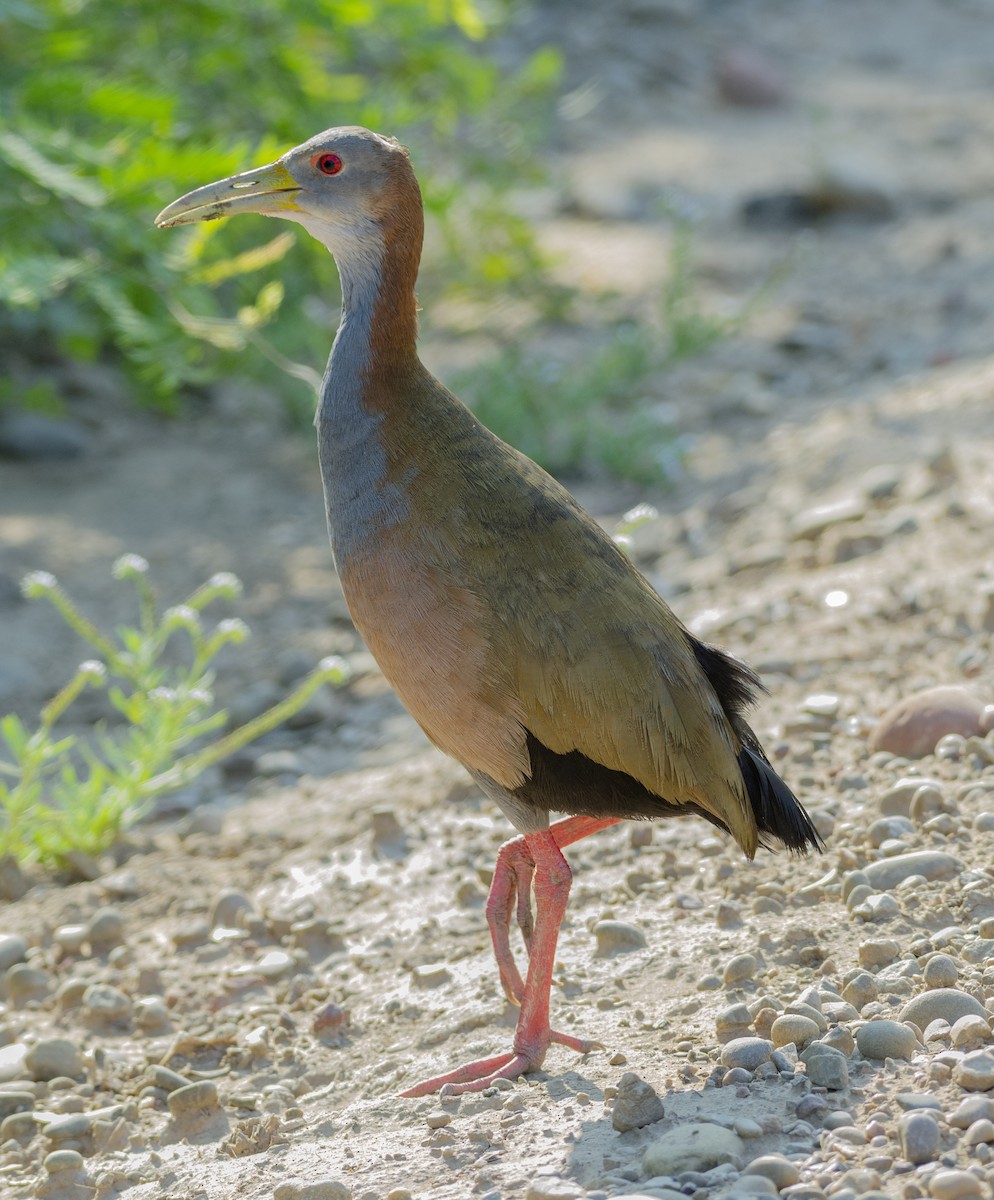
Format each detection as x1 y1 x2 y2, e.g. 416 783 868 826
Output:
112 553 150 580
21 570 58 597
78 660 108 684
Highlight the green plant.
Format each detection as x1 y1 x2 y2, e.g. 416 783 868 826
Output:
457 214 784 482
0 0 560 412
0 555 348 870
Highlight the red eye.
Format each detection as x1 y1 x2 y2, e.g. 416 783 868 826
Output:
314 152 343 176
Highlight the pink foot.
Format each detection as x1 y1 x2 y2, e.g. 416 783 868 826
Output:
402 827 609 1098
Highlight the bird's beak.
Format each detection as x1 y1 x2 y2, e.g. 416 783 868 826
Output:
155 160 301 228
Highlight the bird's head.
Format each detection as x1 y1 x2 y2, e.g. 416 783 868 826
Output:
155 126 422 261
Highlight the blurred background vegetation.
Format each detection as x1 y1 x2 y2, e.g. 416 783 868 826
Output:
0 0 563 420
0 0 757 483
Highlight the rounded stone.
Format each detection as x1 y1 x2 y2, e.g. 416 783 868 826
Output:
928 1169 984 1200
167 1080 220 1118
44 1149 84 1174
924 954 960 988
85 907 126 951
954 1050 994 1091
870 686 987 758
950 1096 994 1128
273 1183 352 1200
856 1019 917 1061
724 953 760 985
770 1014 820 1049
951 1015 991 1048
643 1122 745 1176
841 972 879 1010
899 1110 940 1164
742 1154 800 1189
134 996 170 1031
43 1113 90 1142
965 1118 994 1145
5 963 50 1005
524 1179 582 1200
0 934 28 973
24 1038 84 1081
901 989 987 1029
859 939 901 968
720 1037 773 1071
593 920 646 956
862 851 962 891
210 889 255 929
82 983 132 1026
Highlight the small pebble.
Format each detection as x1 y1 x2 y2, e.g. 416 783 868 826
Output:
43 1112 91 1142
856 1020 917 1060
924 954 960 988
955 1050 994 1091
5 963 50 1005
593 920 646 955
862 851 962 891
25 1038 84 1081
870 686 988 758
411 962 451 988
950 1097 994 1128
82 982 132 1026
742 1155 800 1189
952 1015 991 1049
842 972 879 1009
720 1037 773 1071
256 949 295 979
643 1123 745 1175
859 939 901 967
524 1179 581 1200
44 1148 85 1174
724 952 760 985
804 1046 849 1090
85 907 126 951
795 1093 828 1120
0 934 28 973
611 1071 665 1132
771 1014 819 1049
149 1065 191 1092
716 1003 753 1040
210 889 255 929
424 1110 451 1129
273 1182 352 1200
928 1168 984 1199
965 1118 994 1145
134 996 170 1031
901 989 987 1029
167 1080 220 1119
899 1110 940 1163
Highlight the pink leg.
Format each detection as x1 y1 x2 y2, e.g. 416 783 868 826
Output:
402 823 614 1098
487 816 620 1004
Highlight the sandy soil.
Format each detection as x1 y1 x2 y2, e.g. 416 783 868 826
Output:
3 3 994 1199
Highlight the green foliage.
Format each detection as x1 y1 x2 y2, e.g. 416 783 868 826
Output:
0 556 349 870
458 215 779 483
456 326 678 484
0 0 559 410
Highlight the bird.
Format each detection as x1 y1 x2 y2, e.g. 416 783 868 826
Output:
156 126 822 1098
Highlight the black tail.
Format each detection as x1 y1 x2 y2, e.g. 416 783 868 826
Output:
687 634 824 856
739 744 824 854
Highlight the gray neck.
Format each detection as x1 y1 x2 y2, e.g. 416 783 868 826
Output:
315 237 412 567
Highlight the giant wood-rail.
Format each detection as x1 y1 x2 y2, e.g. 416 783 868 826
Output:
157 127 821 1097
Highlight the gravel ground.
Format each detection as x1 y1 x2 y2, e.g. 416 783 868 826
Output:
3 3 994 1199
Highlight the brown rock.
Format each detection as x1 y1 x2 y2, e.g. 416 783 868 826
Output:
869 686 987 758
714 48 789 107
